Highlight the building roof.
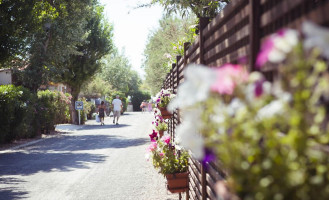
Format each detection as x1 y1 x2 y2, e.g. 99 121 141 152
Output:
0 68 11 72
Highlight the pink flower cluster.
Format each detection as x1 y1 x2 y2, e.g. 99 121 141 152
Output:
147 142 157 152
161 135 171 145
211 64 248 95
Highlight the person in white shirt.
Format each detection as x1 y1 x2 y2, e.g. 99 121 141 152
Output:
112 95 123 125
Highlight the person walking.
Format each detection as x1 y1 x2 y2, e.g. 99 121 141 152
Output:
140 101 146 113
148 101 153 113
112 95 122 125
98 101 106 125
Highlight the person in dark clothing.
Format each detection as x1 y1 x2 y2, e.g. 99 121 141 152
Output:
98 101 106 125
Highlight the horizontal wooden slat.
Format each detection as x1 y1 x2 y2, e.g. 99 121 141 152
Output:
204 6 249 51
203 0 249 37
186 39 199 57
204 25 249 63
260 0 304 27
189 164 202 183
189 171 202 195
206 185 217 200
187 48 200 64
207 45 249 67
207 164 224 183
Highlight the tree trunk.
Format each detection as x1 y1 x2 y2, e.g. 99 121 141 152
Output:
70 87 80 125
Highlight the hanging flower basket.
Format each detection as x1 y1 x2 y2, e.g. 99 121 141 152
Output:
166 172 189 193
159 107 172 119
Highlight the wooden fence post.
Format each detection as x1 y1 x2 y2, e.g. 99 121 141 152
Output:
199 17 210 65
199 17 210 200
249 0 261 71
182 43 190 200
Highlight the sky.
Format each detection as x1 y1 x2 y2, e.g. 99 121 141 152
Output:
99 0 164 79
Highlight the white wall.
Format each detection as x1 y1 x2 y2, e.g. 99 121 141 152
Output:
0 70 12 85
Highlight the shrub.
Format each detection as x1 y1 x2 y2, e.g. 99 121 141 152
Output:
78 98 93 124
37 90 71 132
0 85 38 143
131 90 151 111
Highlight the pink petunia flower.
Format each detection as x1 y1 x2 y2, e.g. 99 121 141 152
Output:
211 64 248 95
161 135 171 144
149 130 158 141
256 29 299 68
159 152 165 157
256 38 275 67
147 142 157 152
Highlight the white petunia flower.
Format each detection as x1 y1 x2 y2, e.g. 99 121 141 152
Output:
303 21 329 59
176 121 204 160
227 98 246 117
272 82 292 102
256 99 286 120
168 64 216 112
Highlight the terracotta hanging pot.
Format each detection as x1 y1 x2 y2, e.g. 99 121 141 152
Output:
165 172 189 193
158 130 164 138
159 106 172 119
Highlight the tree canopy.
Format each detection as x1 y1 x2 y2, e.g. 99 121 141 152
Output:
143 15 196 95
1 0 98 92
100 49 141 96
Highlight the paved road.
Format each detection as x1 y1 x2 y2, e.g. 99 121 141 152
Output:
0 112 180 200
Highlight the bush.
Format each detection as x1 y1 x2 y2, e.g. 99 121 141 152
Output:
78 98 94 124
37 90 71 132
0 85 38 144
131 90 151 111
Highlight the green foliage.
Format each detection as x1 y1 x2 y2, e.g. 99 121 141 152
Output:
37 90 71 131
0 85 38 144
144 15 196 94
149 137 189 176
0 0 36 66
81 76 112 98
155 120 168 131
3 0 95 91
130 90 151 111
77 97 93 124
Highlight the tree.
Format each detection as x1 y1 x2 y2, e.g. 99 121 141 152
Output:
100 49 142 96
143 15 195 95
0 0 36 67
80 76 112 98
60 3 113 124
141 0 229 18
1 0 93 92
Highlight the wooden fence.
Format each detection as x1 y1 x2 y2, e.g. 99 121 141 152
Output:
162 0 329 199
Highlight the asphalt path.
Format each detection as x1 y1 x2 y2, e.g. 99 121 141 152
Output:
0 112 180 200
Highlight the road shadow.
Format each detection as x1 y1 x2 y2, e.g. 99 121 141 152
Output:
24 134 149 152
0 188 28 200
0 151 106 176
0 177 28 200
79 124 130 130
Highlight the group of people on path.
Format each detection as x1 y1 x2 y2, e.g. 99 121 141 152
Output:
140 100 153 113
97 95 122 125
